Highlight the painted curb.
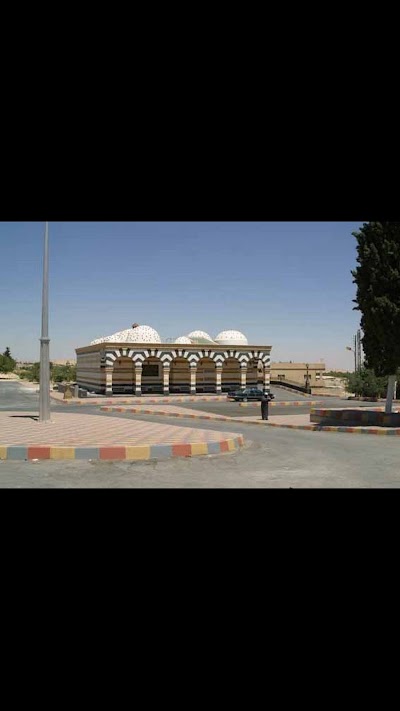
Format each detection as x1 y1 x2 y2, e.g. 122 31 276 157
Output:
243 421 400 435
100 406 238 422
238 400 325 408
51 395 230 406
310 407 400 427
0 434 244 461
235 420 400 435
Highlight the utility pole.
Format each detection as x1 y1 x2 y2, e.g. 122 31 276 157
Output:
356 329 362 372
39 222 51 422
353 334 357 373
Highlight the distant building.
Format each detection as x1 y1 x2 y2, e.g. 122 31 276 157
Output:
76 323 272 395
16 359 76 368
51 359 76 366
271 362 326 389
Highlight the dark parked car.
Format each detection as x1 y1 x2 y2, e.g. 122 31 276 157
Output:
228 387 275 402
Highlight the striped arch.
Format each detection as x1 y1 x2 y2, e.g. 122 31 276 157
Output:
235 350 271 366
105 352 117 367
170 349 192 362
106 348 174 367
187 354 200 366
104 347 271 370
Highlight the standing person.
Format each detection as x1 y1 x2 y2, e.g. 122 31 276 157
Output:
261 393 269 420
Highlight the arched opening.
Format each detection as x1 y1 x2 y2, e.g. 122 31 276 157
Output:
196 357 216 393
222 357 241 392
112 357 135 394
170 357 190 394
141 357 163 394
247 358 260 388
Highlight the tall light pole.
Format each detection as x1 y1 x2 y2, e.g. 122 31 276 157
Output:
39 221 51 422
346 341 357 374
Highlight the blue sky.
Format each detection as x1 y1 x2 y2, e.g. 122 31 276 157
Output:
0 221 363 369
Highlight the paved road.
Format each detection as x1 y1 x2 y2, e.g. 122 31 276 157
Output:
0 381 383 421
0 381 42 411
153 397 387 417
1 382 400 488
270 385 315 400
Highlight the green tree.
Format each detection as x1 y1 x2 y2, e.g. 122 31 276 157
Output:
325 371 349 378
347 368 388 399
29 362 41 382
352 222 400 413
27 362 57 383
18 369 31 380
0 347 16 374
52 363 76 383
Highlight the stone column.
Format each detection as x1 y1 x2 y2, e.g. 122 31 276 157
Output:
263 366 271 394
105 367 113 396
240 363 247 389
190 364 197 394
216 365 223 394
135 363 142 396
163 363 170 395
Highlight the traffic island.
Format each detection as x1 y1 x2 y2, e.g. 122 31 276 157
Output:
0 411 244 460
310 407 400 427
98 404 400 436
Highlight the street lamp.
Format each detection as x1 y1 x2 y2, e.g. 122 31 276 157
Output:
346 345 357 374
39 221 51 422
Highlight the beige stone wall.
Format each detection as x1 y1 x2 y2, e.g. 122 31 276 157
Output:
76 350 104 392
170 358 190 389
271 362 325 387
221 358 241 388
113 357 135 387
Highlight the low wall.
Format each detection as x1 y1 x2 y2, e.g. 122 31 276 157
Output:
310 408 400 427
310 387 348 397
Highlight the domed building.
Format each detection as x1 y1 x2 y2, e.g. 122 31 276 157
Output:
77 322 272 396
91 324 161 344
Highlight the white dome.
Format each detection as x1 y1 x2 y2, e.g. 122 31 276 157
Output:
92 324 161 344
215 330 248 346
188 330 214 341
175 336 192 344
90 335 118 344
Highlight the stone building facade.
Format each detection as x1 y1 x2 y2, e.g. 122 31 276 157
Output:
270 362 326 389
76 324 272 396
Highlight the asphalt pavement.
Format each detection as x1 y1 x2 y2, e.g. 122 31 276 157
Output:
1 381 400 487
0 381 381 417
151 397 385 417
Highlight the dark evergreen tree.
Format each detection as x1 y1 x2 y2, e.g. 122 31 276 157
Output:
352 222 400 412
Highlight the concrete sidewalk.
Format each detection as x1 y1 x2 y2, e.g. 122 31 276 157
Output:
0 411 243 460
100 404 319 426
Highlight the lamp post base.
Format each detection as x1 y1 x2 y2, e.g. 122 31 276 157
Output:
39 336 51 422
